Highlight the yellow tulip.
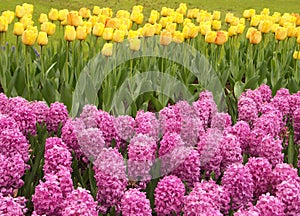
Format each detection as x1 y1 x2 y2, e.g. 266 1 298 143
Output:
76 26 88 40
37 31 48 46
225 13 234 23
0 16 8 32
13 22 24 36
236 24 245 34
272 12 281 23
22 29 38 46
27 26 38 35
149 10 160 24
128 30 139 39
15 5 26 19
102 42 113 57
271 24 280 33
293 51 300 60
112 29 125 43
142 24 155 37
116 10 130 19
88 16 98 27
187 9 199 19
93 23 105 37
83 21 92 34
67 11 83 27
212 20 221 30
183 18 192 26
61 19 68 26
176 3 187 15
199 23 210 36
175 13 184 24
205 31 217 43
230 17 240 26
286 24 296 37
261 8 270 16
154 23 162 35
58 9 69 21
101 8 113 17
129 38 141 51
258 20 273 33
161 7 174 17
246 27 256 39
131 11 142 24
297 36 300 44
48 8 59 21
2 10 14 24
106 18 120 29
41 22 56 36
213 11 221 20
20 15 34 29
250 15 261 27
228 26 237 36
160 30 172 46
275 27 287 41
173 31 184 43
103 28 114 41
136 13 144 25
22 3 33 15
215 31 228 45
79 8 91 19
133 5 143 13
239 18 246 25
93 6 101 16
39 13 48 24
249 29 262 44
64 25 76 41
166 23 177 34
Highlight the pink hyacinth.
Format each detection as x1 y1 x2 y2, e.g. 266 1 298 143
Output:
211 112 232 131
255 193 285 216
62 187 98 216
248 128 266 157
222 163 254 211
0 93 8 114
237 96 258 125
293 107 300 144
240 89 263 111
0 194 27 216
121 189 152 216
4 96 28 116
95 109 117 146
234 206 260 216
270 88 290 117
45 102 69 133
159 104 181 134
135 110 160 140
0 114 18 131
253 111 283 138
154 175 186 215
159 132 184 157
29 100 49 125
257 84 272 103
80 104 98 128
114 115 135 142
289 91 300 116
245 157 272 198
192 90 218 129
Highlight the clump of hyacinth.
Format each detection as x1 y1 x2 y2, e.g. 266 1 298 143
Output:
245 157 272 198
154 175 185 215
77 128 105 162
0 194 27 216
93 148 127 213
0 93 8 114
240 89 263 111
255 193 285 216
0 114 18 131
159 104 181 134
43 137 72 174
192 90 217 129
135 110 160 140
127 134 157 181
270 163 299 193
276 178 300 215
257 135 283 168
29 100 49 125
113 115 135 142
3 96 28 116
237 96 258 125
248 128 266 157
0 128 29 162
95 109 117 146
220 133 243 172
80 104 98 128
289 91 300 115
257 84 272 103
175 100 203 147
270 88 291 117
211 112 232 131
0 153 29 196
61 187 98 216
234 205 260 216
121 189 152 216
197 128 223 179
222 163 254 211
225 121 251 154
45 102 69 133
293 107 300 144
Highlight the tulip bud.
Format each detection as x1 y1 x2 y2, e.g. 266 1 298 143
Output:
103 28 114 41
22 29 38 46
205 30 217 43
293 51 300 60
228 26 237 36
275 27 288 41
236 24 245 34
129 38 141 51
249 29 262 44
83 21 92 34
225 13 234 23
37 31 48 46
102 42 113 57
64 25 76 41
48 8 59 21
160 30 172 46
250 15 260 27
76 26 88 40
13 22 24 36
39 13 48 23
22 3 34 15
92 23 105 37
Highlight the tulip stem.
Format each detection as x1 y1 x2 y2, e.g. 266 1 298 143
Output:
40 46 44 87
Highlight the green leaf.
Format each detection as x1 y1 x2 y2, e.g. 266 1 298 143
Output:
234 81 244 99
60 83 73 111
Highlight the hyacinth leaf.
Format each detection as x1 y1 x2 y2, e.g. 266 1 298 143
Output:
234 81 244 99
60 83 73 111
244 75 259 90
287 78 300 94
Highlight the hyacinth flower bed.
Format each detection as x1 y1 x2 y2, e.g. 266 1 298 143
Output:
0 83 299 215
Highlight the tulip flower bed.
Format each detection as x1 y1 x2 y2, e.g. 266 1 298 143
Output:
0 84 300 215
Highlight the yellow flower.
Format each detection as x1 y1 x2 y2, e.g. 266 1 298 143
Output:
161 7 174 17
103 28 114 41
22 29 38 46
215 31 228 45
213 11 221 20
76 26 87 40
128 30 139 39
187 9 199 19
79 8 91 19
93 23 105 37
176 3 187 15
22 3 33 15
2 10 15 24
173 31 184 43
67 11 83 27
271 24 280 33
101 8 113 17
37 31 48 46
236 24 245 34
199 22 210 36
116 10 130 19
205 30 217 43
58 9 69 21
249 29 262 44
149 10 160 24
166 23 177 34
93 6 101 16
160 30 172 46
64 25 76 41
286 24 296 37
250 15 260 27
132 5 143 13
142 24 155 37
293 51 300 60
13 22 24 36
83 21 92 34
48 8 59 21
225 13 234 23
258 20 273 33
15 5 26 18
102 42 113 57
174 13 184 24
246 27 256 39
228 26 237 36
275 27 287 41
0 16 8 32
88 16 98 27
112 29 125 43
129 38 141 51
297 36 300 44
41 22 56 36
243 9 256 19
106 18 120 29
39 13 48 24
261 8 270 16
230 17 240 26
212 20 221 30
272 12 281 23
154 23 162 35
20 15 34 28
131 11 143 24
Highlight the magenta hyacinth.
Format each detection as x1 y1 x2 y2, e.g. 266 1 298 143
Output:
154 175 186 215
0 194 27 216
293 107 300 144
4 96 28 116
270 88 291 117
222 163 254 211
113 115 135 142
159 104 181 134
255 193 285 216
62 187 98 216
0 114 18 131
45 101 69 133
240 89 263 111
237 96 258 125
0 93 8 114
96 109 117 146
257 84 272 103
80 104 98 128
135 110 160 140
253 111 283 138
234 206 260 216
245 157 272 198
29 100 49 125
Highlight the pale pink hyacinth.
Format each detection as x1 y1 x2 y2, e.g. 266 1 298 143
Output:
45 102 69 133
113 115 135 142
211 112 232 131
135 110 160 140
80 104 98 128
